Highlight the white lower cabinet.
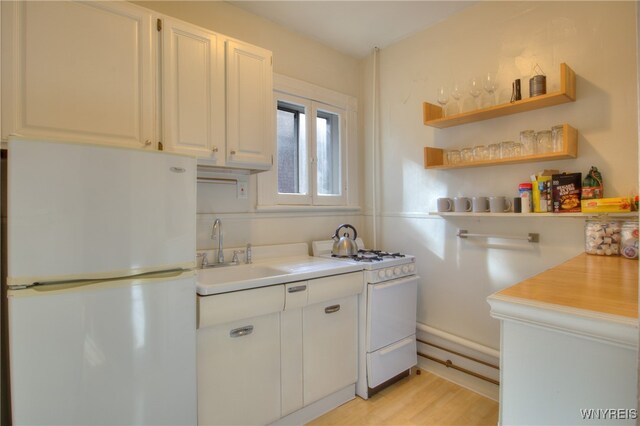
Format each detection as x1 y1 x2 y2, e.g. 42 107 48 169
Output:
303 295 358 405
197 285 283 426
197 272 363 425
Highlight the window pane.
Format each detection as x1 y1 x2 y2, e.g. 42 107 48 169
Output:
276 101 307 195
316 110 340 196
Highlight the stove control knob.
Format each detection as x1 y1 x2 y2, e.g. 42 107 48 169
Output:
402 265 409 274
385 268 393 278
378 270 386 279
408 264 415 273
393 267 401 276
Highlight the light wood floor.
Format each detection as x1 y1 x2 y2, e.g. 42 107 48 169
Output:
307 370 499 426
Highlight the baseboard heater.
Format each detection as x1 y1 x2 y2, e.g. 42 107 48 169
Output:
417 338 500 386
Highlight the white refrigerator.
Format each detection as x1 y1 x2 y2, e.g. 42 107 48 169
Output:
6 138 197 425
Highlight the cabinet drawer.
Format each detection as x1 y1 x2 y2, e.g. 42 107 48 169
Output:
198 285 284 328
307 272 363 305
366 336 417 388
284 282 308 311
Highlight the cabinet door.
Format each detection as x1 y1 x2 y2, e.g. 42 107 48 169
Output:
2 1 155 148
303 295 358 405
198 312 281 425
225 39 273 169
161 18 224 161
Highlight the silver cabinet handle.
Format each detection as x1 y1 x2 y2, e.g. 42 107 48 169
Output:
144 139 151 146
324 304 340 314
212 146 218 153
288 285 307 293
229 325 253 338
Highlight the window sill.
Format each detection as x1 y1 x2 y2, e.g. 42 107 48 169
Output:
255 204 361 214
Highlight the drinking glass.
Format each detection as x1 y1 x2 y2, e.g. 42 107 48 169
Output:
483 72 498 106
447 150 461 165
551 124 564 152
437 86 449 116
451 83 463 114
473 145 488 161
536 130 552 154
469 77 481 109
461 148 474 162
520 130 536 156
488 143 501 160
513 142 523 157
500 141 514 159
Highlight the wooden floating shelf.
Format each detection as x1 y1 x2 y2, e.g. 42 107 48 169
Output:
429 212 638 218
423 63 576 129
424 124 577 169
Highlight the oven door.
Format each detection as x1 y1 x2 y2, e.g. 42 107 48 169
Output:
366 275 418 353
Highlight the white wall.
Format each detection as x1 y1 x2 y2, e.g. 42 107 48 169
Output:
362 1 638 349
135 1 364 251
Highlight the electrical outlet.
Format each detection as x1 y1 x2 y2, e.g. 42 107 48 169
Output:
237 181 248 199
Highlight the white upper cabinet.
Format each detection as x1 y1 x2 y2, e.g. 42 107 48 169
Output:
161 18 224 161
225 39 274 170
1 1 155 148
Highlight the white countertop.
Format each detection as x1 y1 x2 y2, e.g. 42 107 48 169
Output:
196 254 364 296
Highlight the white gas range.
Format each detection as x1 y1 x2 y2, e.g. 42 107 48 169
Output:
312 239 418 399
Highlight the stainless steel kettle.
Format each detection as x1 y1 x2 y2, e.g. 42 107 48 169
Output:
331 224 359 257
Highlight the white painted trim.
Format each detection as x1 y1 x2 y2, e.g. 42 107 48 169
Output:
416 323 500 358
270 384 355 426
197 209 362 219
487 294 639 349
274 74 357 112
415 324 500 401
361 211 639 219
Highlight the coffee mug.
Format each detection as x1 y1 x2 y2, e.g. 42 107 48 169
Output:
472 196 489 213
437 197 453 212
454 197 472 212
489 196 512 213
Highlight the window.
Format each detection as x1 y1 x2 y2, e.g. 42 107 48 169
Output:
276 100 308 196
259 75 356 209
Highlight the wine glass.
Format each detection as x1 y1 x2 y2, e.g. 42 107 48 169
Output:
451 83 463 114
469 77 481 109
483 72 498 106
437 86 449 116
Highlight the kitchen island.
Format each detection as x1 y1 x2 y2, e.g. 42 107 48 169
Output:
487 254 638 425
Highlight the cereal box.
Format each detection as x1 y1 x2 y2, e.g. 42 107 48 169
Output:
552 172 582 213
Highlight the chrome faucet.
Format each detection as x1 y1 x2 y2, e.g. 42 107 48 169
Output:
211 218 224 264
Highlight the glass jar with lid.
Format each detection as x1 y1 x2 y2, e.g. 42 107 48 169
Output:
585 219 622 256
621 220 639 259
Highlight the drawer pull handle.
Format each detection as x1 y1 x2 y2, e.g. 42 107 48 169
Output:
288 285 307 293
229 325 253 338
325 304 340 314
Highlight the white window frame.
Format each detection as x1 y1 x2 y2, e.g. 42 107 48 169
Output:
258 74 358 210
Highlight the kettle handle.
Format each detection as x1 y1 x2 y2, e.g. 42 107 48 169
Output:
332 224 357 240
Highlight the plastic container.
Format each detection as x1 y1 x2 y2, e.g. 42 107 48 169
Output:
585 219 622 256
519 183 533 213
620 220 639 259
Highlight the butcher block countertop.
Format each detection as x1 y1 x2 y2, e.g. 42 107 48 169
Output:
496 253 638 319
488 253 638 348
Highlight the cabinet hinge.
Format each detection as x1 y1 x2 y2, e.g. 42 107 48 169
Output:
157 18 162 32
158 141 164 151
271 155 273 165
